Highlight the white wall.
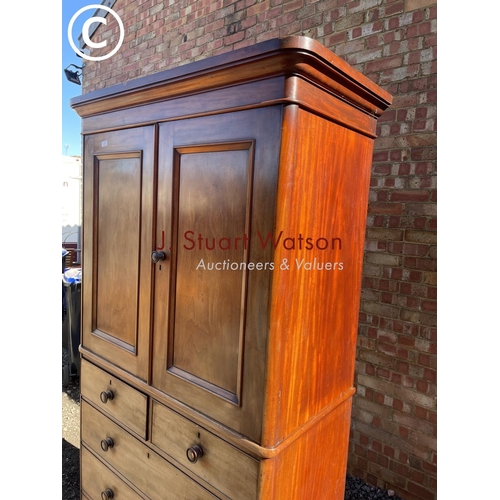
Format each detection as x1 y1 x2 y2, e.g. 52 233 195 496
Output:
62 155 82 263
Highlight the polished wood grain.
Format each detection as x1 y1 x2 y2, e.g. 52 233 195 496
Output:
81 446 144 500
94 152 141 348
82 127 155 381
80 359 148 439
284 75 378 137
79 77 286 136
150 400 259 500
259 398 353 499
262 105 374 448
76 37 392 500
171 144 254 402
82 402 218 500
71 36 390 120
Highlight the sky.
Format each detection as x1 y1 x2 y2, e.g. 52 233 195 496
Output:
62 1 111 157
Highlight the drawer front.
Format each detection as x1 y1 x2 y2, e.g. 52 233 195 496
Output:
81 446 143 500
151 400 259 500
81 401 218 500
81 359 147 438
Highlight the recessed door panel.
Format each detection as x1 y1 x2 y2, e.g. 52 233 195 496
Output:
152 108 282 442
95 153 141 348
171 145 253 403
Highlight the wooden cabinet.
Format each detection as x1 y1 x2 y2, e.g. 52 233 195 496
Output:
72 36 391 500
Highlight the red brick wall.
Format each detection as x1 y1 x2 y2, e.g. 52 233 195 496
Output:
81 1 437 499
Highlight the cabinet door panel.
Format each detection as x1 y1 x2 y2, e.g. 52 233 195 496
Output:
95 153 141 347
152 108 281 442
172 145 253 403
82 127 155 380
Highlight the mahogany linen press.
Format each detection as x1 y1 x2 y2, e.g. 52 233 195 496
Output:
71 36 391 500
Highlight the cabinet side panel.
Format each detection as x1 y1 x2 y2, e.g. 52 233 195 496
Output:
259 398 352 499
264 106 374 445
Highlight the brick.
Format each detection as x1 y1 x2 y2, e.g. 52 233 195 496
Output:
385 2 405 16
337 11 365 31
406 0 436 11
394 386 436 411
417 353 436 369
368 202 403 215
423 368 436 382
362 301 401 319
411 146 437 161
354 395 395 420
395 134 436 149
398 335 415 347
401 243 429 257
324 32 348 46
379 64 420 84
416 379 429 393
358 349 396 369
365 253 402 266
414 338 436 354
422 459 437 474
410 469 425 485
366 228 404 241
390 190 430 202
408 429 436 452
150 2 164 15
378 342 409 359
365 55 403 73
421 300 436 312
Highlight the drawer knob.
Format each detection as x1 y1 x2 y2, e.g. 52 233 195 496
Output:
151 251 166 263
100 390 114 404
101 489 114 500
186 444 204 463
100 437 115 452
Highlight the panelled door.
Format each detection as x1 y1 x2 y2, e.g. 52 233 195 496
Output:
152 108 282 442
82 127 155 381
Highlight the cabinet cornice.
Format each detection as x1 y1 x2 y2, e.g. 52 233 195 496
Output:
71 36 391 120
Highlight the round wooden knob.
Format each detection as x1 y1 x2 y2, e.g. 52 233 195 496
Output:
151 251 166 263
186 444 203 463
100 437 114 452
101 489 114 500
100 390 114 404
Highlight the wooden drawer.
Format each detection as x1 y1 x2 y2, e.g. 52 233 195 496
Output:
81 401 219 500
151 400 259 500
81 359 147 438
81 446 143 500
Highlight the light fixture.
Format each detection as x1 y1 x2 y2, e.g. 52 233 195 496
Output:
64 64 83 85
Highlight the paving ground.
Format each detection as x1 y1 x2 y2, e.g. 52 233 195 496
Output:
62 349 80 499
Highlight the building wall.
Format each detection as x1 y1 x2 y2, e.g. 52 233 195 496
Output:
80 1 437 499
62 155 82 264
